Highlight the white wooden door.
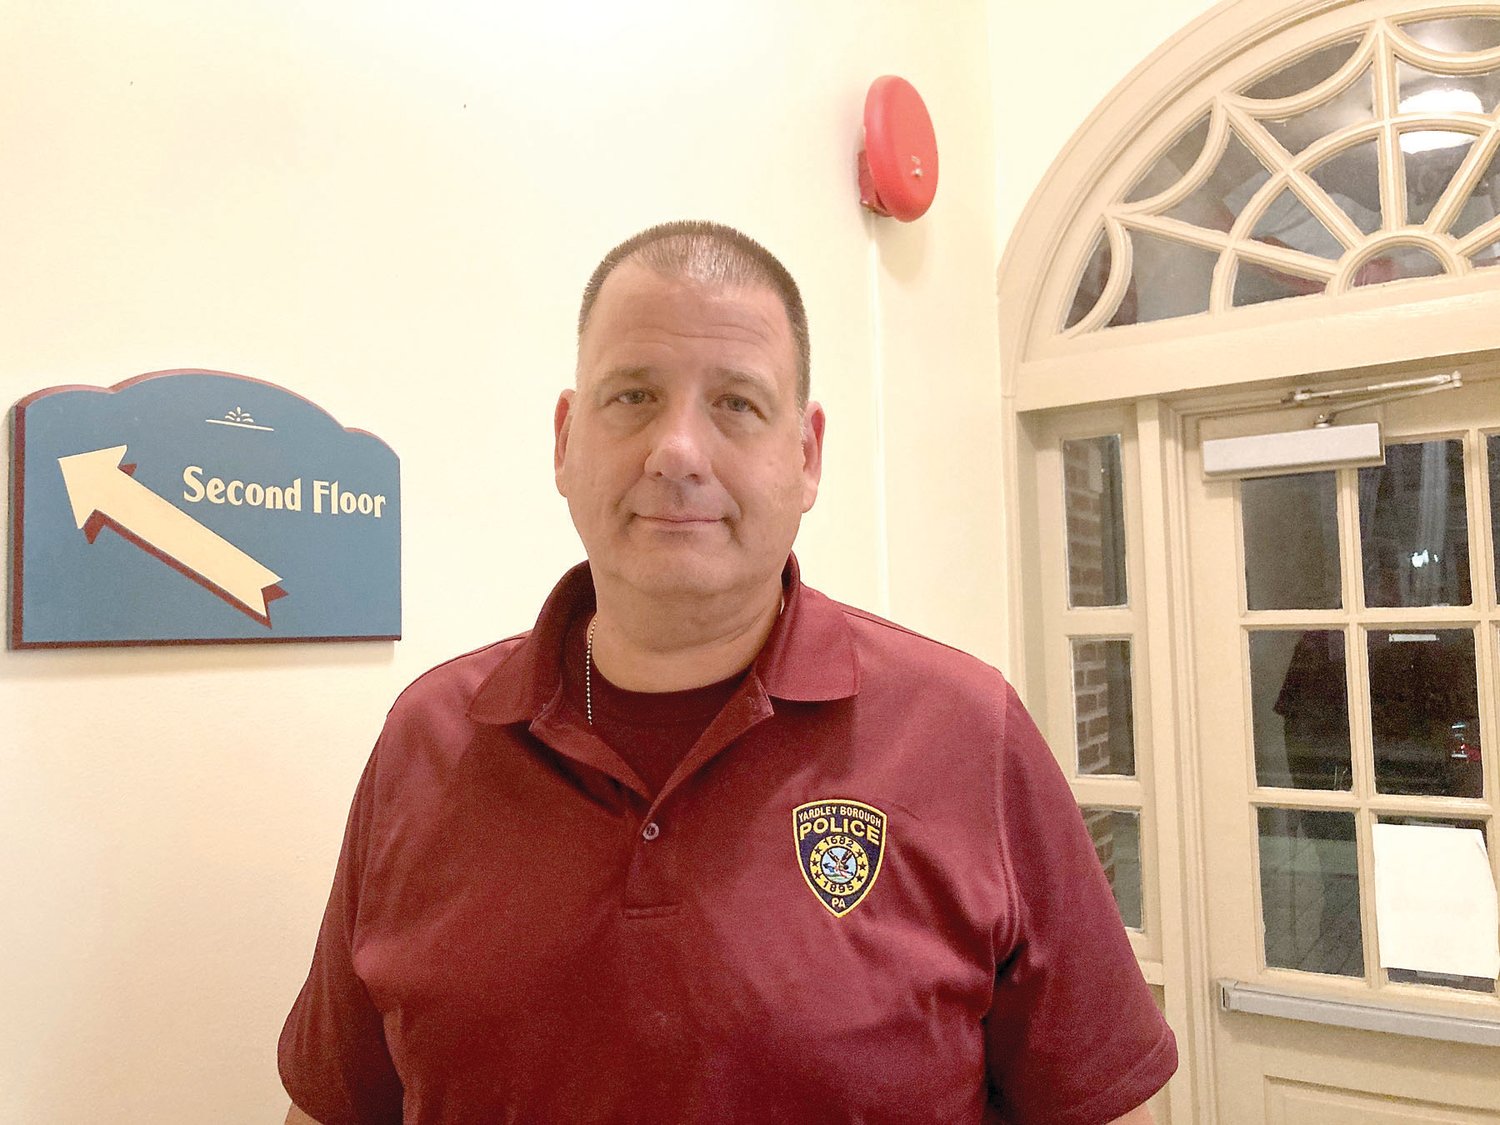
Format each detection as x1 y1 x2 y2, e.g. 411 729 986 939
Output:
1185 370 1500 1122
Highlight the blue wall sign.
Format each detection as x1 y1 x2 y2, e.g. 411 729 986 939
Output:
9 370 401 647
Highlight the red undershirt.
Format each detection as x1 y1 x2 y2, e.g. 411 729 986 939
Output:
562 614 746 796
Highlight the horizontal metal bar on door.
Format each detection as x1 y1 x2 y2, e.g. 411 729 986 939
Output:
1217 979 1500 1047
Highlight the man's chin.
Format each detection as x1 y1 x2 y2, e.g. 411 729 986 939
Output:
588 537 789 603
603 549 743 601
626 563 732 599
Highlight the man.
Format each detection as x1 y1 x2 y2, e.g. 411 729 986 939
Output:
280 221 1175 1124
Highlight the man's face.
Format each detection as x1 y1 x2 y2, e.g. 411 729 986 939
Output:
554 261 824 606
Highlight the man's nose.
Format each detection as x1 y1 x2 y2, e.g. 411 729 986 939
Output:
643 404 712 482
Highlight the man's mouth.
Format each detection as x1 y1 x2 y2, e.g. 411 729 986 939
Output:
636 514 720 525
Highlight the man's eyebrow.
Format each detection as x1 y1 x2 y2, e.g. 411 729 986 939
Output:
595 366 653 383
593 366 779 397
712 368 778 397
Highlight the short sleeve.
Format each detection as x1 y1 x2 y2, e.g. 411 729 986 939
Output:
279 747 404 1125
984 685 1177 1125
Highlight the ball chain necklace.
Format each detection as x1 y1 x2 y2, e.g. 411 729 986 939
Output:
585 616 598 726
584 596 784 726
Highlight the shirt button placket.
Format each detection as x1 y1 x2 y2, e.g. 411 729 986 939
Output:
623 817 671 909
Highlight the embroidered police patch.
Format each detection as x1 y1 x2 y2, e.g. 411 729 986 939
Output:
793 799 887 917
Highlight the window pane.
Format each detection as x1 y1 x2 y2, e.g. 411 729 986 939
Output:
1112 230 1216 326
1259 807 1364 976
1066 230 1111 330
1377 816 1495 994
1402 130 1476 225
1251 630 1351 791
1124 115 1210 204
1164 130 1270 233
1378 813 1486 832
1398 61 1500 119
1242 472 1341 610
1063 435 1127 607
1308 139 1383 235
1252 187 1344 258
1367 629 1482 797
1486 435 1500 600
1072 638 1136 776
1082 807 1143 929
1451 145 1500 238
1244 38 1361 101
1399 15 1500 53
1233 259 1326 307
1352 244 1447 286
1359 439 1470 607
1386 967 1497 993
1261 67 1375 155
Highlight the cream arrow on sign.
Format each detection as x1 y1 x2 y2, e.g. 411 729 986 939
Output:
57 445 285 624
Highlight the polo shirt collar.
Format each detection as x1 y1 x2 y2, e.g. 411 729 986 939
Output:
757 555 859 702
467 554 858 726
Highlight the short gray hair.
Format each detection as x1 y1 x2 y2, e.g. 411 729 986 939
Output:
578 220 811 408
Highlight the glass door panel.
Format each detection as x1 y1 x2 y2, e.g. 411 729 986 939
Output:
1250 630 1352 790
1257 807 1364 976
1486 433 1500 600
1367 628 1482 797
1242 473 1342 610
1358 438 1471 608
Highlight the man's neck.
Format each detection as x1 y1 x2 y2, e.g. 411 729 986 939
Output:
588 580 783 693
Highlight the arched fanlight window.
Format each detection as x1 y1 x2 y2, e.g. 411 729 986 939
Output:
1064 11 1500 334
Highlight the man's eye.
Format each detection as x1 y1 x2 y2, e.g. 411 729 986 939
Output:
721 396 756 414
615 389 651 406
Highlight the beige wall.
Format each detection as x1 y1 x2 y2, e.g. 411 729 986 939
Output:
1 0 1212 1121
990 0 1222 261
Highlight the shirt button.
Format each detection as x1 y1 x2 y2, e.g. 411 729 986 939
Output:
642 822 661 841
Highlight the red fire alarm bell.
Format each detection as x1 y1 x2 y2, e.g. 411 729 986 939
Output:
858 76 939 222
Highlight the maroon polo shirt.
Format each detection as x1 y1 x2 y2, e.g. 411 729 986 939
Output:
280 558 1176 1124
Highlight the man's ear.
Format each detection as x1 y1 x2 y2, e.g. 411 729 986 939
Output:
799 401 826 513
553 389 575 496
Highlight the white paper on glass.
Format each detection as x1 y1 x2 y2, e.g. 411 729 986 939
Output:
1372 823 1500 979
